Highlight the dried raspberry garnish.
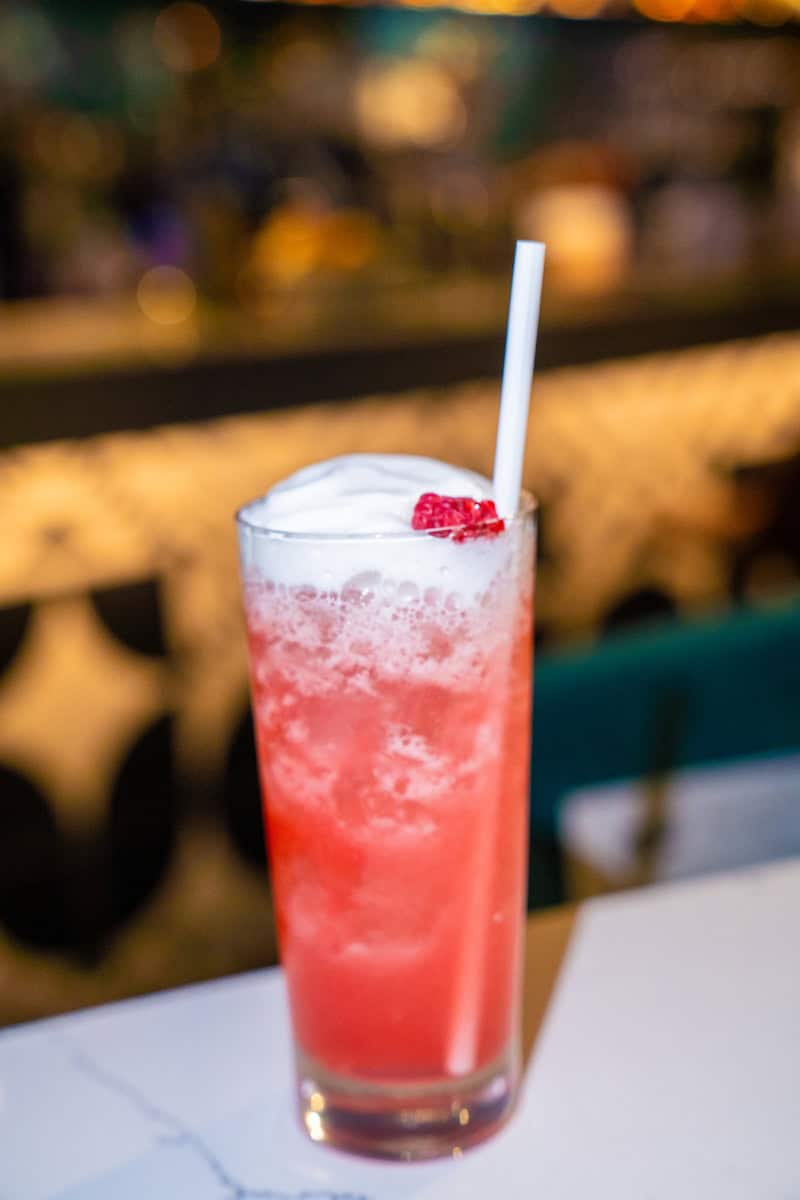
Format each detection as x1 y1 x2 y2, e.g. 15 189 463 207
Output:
412 493 505 542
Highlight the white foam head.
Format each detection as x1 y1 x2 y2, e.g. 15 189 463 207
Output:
238 454 515 601
240 454 494 535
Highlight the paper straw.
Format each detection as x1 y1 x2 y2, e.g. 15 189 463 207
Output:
493 241 546 518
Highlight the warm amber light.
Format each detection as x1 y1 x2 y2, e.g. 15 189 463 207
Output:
518 184 632 293
632 0 693 19
321 211 381 272
154 2 221 73
137 266 197 325
356 61 465 148
549 0 607 17
59 116 103 177
688 0 739 19
739 0 792 22
250 206 320 285
224 0 800 16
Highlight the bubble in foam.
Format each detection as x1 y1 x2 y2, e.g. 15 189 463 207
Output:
343 571 381 603
245 556 522 696
396 582 419 606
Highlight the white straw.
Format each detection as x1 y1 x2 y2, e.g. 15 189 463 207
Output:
493 241 545 518
445 243 545 1079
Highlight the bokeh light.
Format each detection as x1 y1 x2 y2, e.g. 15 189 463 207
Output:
154 2 221 74
321 211 381 271
415 22 486 82
356 61 466 149
250 206 320 286
59 116 103 177
137 266 197 325
224 0 800 15
632 0 694 22
0 7 62 88
517 184 633 293
550 0 607 18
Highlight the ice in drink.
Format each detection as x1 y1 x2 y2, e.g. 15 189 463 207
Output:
238 455 534 1158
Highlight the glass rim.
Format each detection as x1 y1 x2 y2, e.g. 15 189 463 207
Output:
235 489 537 543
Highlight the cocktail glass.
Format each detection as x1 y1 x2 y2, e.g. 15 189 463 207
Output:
237 496 535 1160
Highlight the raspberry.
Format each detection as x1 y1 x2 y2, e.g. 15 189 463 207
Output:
411 493 505 542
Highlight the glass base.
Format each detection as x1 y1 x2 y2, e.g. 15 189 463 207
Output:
296 1046 518 1161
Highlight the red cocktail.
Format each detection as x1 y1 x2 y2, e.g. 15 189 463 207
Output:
238 457 535 1158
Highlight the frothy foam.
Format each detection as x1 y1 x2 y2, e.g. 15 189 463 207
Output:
238 454 513 598
242 454 494 535
245 580 512 696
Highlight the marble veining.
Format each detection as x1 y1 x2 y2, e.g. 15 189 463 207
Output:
0 969 455 1199
66 1040 370 1200
8 862 796 1200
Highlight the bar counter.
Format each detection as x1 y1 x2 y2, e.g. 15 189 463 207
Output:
2 266 800 448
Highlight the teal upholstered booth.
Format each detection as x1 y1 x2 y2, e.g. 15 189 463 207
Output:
530 601 800 906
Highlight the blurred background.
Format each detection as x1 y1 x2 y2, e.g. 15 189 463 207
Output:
2 0 800 1025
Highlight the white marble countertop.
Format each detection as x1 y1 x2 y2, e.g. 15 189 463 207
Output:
3 859 800 1199
0 967 454 1200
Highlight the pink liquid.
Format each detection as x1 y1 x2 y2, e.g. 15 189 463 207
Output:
245 574 532 1083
